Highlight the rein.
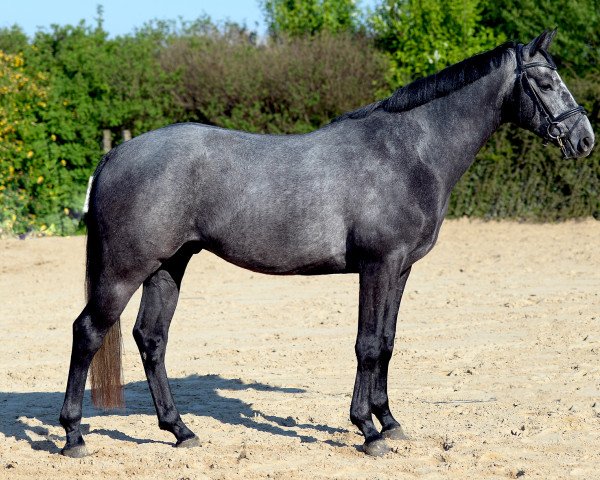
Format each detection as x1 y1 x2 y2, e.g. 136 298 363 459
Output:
515 43 586 158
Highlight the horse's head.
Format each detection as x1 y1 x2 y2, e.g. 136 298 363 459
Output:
511 29 594 158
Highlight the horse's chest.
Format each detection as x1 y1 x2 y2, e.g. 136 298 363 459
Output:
356 179 448 264
406 217 444 263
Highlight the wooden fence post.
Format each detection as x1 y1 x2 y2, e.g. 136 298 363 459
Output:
102 129 112 153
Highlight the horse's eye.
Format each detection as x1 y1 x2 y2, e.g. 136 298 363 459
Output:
539 84 553 92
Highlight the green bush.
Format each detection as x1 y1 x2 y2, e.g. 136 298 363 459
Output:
448 0 600 220
370 0 503 86
451 123 600 220
0 50 77 234
162 28 388 133
0 3 598 236
0 20 180 235
262 0 360 36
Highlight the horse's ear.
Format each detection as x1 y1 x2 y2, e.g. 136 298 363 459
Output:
525 29 558 57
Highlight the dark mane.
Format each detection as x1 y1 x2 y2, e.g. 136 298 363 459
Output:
332 42 516 123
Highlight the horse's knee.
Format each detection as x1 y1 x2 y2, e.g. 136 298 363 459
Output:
382 334 394 358
356 333 395 369
355 337 384 369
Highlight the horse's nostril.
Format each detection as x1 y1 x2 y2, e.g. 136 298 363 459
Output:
577 136 592 153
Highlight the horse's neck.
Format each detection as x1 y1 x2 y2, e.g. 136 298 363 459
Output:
408 65 512 190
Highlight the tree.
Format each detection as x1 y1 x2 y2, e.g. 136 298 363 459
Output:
161 27 387 133
480 0 600 75
262 0 360 36
0 25 29 54
370 0 503 86
0 16 182 235
0 50 59 233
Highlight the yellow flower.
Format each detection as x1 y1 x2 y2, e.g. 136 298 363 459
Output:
51 134 56 141
8 165 14 174
63 207 70 215
36 175 44 184
27 151 33 158
60 159 67 167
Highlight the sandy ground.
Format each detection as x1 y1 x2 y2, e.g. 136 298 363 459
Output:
0 219 599 479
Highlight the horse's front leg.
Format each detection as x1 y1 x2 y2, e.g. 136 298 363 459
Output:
351 256 411 456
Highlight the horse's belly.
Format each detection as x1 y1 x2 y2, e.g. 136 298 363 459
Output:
210 248 349 275
205 227 349 275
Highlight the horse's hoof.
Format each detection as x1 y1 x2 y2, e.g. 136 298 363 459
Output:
61 444 89 458
382 426 408 441
176 436 201 448
363 438 390 456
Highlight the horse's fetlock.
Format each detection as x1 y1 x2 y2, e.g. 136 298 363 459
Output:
371 397 390 416
59 411 80 430
350 407 371 426
158 408 181 432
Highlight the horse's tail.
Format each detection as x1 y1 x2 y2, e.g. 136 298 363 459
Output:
86 152 125 409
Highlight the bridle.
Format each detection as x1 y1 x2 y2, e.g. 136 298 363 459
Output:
515 43 587 158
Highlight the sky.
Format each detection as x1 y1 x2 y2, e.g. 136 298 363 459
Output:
1 0 271 37
2 1 377 38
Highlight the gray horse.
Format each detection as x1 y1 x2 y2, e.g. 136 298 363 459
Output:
59 30 594 458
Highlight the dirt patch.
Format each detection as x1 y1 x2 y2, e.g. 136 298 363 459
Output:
1 219 599 479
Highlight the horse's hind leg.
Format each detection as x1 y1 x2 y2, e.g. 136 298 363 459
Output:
59 280 139 457
133 245 199 447
351 256 411 456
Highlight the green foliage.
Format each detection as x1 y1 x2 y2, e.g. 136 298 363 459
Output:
1 3 598 236
162 28 387 133
370 0 504 86
0 17 181 235
0 25 29 54
450 125 600 220
480 0 600 75
446 0 600 220
262 0 360 36
0 50 67 234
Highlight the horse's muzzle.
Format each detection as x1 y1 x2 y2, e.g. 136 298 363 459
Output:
576 135 594 157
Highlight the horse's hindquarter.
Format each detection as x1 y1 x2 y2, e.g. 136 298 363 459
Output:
93 123 354 274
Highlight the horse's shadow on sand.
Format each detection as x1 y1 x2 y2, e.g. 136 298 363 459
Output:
0 374 350 453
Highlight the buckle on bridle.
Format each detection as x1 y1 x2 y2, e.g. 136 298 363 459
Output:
547 122 562 140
